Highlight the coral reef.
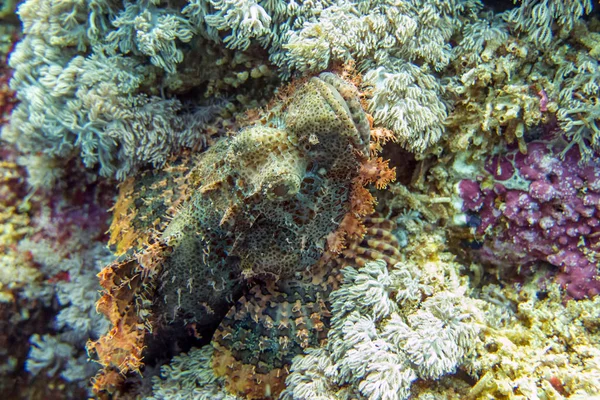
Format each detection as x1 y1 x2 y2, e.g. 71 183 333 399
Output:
0 0 484 183
282 227 483 400
467 276 600 399
16 188 114 396
506 0 593 48
283 0 481 154
456 138 600 298
2 0 600 399
210 215 402 399
0 146 37 301
0 0 18 126
149 346 240 400
363 63 447 153
282 0 482 72
1 0 277 186
0 145 116 398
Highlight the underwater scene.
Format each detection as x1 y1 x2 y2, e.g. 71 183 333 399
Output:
0 0 600 399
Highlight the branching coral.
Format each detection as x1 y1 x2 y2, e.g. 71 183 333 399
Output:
446 18 548 154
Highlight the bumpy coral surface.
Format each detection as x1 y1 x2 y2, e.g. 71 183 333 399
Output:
468 277 600 399
457 138 600 298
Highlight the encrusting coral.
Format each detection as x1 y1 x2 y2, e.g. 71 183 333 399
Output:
465 276 600 399
456 136 600 299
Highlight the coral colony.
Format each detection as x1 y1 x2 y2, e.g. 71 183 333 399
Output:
0 1 599 400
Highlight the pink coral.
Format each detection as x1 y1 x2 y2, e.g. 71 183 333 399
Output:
458 140 600 299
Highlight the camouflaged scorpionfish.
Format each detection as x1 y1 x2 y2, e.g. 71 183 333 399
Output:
88 72 372 394
158 72 370 326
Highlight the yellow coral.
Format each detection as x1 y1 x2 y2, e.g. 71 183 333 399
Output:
466 279 600 399
0 158 39 301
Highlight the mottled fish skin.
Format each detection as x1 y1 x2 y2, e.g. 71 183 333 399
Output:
210 215 404 399
156 73 369 329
